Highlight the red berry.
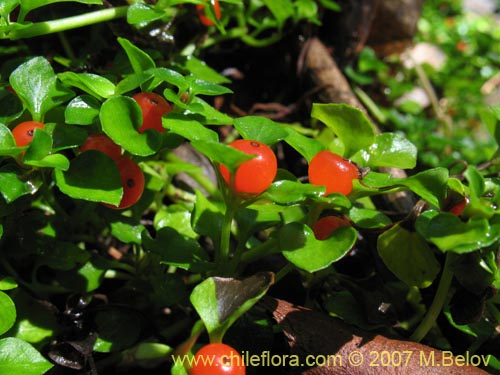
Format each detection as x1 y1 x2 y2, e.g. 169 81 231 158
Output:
190 343 245 375
196 0 221 27
80 134 121 160
308 150 359 196
449 198 468 217
12 121 44 147
312 216 350 240
104 157 145 210
132 92 172 133
219 140 277 195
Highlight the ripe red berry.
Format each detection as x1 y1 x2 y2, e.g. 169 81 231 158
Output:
132 92 172 133
449 198 468 217
80 134 121 160
312 216 351 240
308 150 359 196
190 343 245 375
12 121 45 147
104 157 145 210
219 140 277 195
196 0 221 27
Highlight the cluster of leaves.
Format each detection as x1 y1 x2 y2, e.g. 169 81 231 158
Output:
0 1 500 374
346 0 500 168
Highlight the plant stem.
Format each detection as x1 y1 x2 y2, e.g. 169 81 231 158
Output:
217 200 237 274
6 6 129 40
410 253 455 342
240 238 279 263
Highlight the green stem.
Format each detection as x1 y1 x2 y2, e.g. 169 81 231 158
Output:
217 202 237 274
240 238 279 263
410 253 455 342
6 6 129 40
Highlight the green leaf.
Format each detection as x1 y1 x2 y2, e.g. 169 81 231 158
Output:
352 133 417 169
377 224 440 288
189 96 233 125
9 56 73 122
262 0 294 26
115 71 155 95
22 129 70 170
280 222 357 272
163 113 219 143
263 180 324 204
0 164 39 203
118 37 156 74
94 310 141 352
127 2 166 24
37 241 90 270
417 214 496 253
0 291 16 335
0 277 17 291
52 123 88 151
233 116 289 145
0 0 20 20
0 337 53 375
64 95 101 125
349 206 392 229
189 273 274 343
191 140 254 172
142 227 211 272
100 96 161 156
311 103 376 158
53 151 122 204
187 77 233 96
175 56 230 84
282 125 325 162
0 123 18 156
58 72 115 99
110 220 145 244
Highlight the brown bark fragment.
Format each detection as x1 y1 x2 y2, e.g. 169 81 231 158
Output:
261 297 491 375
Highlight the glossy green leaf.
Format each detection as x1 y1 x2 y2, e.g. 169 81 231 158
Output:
163 113 219 142
0 337 53 375
153 68 187 91
263 0 294 25
280 222 357 272
9 57 73 122
190 140 254 172
21 129 70 170
115 71 155 95
192 190 224 248
155 205 197 239
0 291 16 335
175 56 230 84
233 116 289 145
118 37 156 74
0 277 17 291
190 273 274 343
191 96 234 125
37 241 90 270
64 95 101 125
56 257 106 292
311 103 376 158
263 180 324 204
100 96 161 156
51 123 88 151
0 164 39 203
187 77 233 96
127 2 165 24
58 72 115 98
349 206 392 229
282 125 325 162
0 123 18 156
53 151 122 204
377 224 440 288
417 214 496 253
110 220 145 244
142 227 211 272
353 133 417 169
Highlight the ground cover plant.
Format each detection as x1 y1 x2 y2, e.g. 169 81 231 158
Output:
0 0 500 374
